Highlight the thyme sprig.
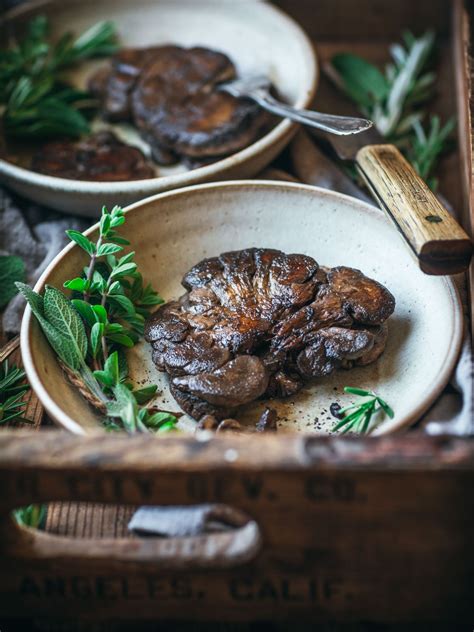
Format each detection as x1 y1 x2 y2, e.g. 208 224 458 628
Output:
1 15 118 139
17 206 177 434
333 387 394 434
328 31 455 190
0 360 30 424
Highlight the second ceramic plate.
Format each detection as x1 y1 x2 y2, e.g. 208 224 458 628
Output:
0 0 316 215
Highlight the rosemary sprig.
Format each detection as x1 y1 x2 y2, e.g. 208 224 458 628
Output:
333 387 394 435
328 31 455 190
1 15 118 139
16 206 178 435
0 360 30 424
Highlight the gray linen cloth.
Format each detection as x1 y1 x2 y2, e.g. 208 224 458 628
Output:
1 136 472 536
1 188 88 335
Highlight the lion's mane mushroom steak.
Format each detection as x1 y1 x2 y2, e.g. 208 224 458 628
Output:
89 45 268 165
31 131 155 181
145 249 395 421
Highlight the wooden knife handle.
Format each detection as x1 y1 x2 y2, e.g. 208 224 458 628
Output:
355 144 473 275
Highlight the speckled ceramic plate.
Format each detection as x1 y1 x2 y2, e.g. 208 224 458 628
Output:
21 181 463 435
0 0 316 216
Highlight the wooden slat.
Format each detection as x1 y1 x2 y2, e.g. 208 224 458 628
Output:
0 431 473 622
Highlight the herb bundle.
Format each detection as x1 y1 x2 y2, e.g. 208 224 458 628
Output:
328 31 455 190
0 360 29 424
0 15 118 139
17 206 178 434
333 387 394 434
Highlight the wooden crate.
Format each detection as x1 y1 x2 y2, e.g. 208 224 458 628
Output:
0 0 473 625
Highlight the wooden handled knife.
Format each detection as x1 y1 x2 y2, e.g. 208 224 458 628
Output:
321 127 473 275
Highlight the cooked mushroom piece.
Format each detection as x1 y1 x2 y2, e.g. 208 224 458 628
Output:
145 248 395 420
30 132 155 181
90 45 269 165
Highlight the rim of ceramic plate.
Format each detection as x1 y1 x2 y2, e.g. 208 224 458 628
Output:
20 180 464 435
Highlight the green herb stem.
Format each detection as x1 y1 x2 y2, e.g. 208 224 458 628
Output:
333 387 394 435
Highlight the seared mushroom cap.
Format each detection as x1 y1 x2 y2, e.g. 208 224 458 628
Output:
146 248 395 420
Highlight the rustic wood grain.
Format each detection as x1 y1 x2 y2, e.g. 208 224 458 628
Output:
459 0 474 340
356 144 473 274
1 0 473 628
0 431 473 621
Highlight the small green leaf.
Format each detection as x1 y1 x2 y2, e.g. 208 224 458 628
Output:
97 243 123 257
376 397 395 419
156 421 177 433
93 369 114 388
66 230 96 255
133 385 158 404
117 251 135 266
109 294 136 315
105 323 125 334
92 304 108 324
108 235 130 246
104 351 120 385
110 216 125 228
100 214 111 235
106 333 134 348
107 382 138 433
0 256 25 308
92 270 107 292
344 386 370 396
108 281 122 294
90 322 104 358
110 262 137 279
145 411 178 429
71 299 96 326
63 277 87 292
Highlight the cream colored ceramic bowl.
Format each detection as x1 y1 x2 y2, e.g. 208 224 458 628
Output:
0 0 317 217
21 181 463 435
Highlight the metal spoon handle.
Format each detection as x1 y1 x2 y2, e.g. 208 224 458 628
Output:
249 90 372 136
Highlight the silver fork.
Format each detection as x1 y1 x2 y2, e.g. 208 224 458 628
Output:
219 75 372 136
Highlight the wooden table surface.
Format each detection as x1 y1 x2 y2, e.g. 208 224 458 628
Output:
1 1 473 630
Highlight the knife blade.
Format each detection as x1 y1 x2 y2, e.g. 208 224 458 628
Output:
319 126 473 275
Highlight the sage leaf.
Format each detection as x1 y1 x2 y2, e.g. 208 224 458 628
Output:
0 256 25 308
331 53 388 107
16 283 85 370
43 285 88 358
